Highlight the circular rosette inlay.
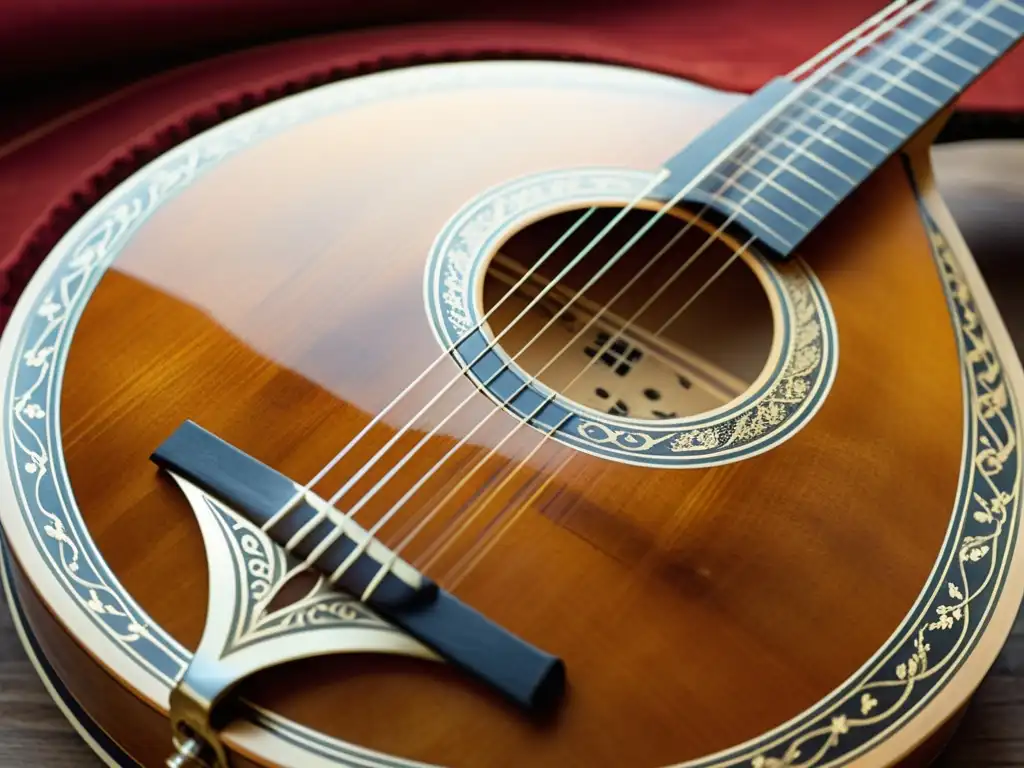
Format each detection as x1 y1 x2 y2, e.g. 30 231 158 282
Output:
425 168 838 468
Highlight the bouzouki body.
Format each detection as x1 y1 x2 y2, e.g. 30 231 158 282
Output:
1 4 1023 767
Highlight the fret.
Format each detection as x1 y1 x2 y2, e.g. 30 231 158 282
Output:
787 99 892 153
905 7 993 70
959 2 1018 37
707 194 798 249
992 0 1024 30
739 0 1022 259
742 147 842 202
811 84 919 142
943 7 1015 54
709 170 815 231
842 55 944 108
887 48 964 90
805 85 906 139
892 26 983 72
781 108 892 172
888 42 977 102
930 16 1000 54
755 134 857 185
999 0 1024 18
658 0 1020 258
822 73 924 123
714 162 826 216
770 116 876 171
687 135 856 248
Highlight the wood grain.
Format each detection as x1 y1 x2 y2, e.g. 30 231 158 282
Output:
0 136 1021 767
42 68 967 767
0 596 100 766
932 140 1024 768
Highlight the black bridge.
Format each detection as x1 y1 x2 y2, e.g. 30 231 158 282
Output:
152 420 565 715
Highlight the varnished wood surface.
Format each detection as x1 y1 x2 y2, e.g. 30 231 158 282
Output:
1 139 1021 768
38 64 972 767
0 40 1022 760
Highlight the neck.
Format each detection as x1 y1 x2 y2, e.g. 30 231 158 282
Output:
655 0 1023 258
813 0 1020 145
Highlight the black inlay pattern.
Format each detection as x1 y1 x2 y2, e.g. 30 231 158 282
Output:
584 332 643 376
151 420 565 715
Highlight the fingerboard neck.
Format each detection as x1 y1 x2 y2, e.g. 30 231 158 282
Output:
656 0 1023 257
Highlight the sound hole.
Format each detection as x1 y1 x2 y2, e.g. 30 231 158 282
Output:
481 206 776 421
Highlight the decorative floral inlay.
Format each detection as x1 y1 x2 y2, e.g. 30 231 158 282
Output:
426 169 838 468
437 172 644 337
743 216 1020 767
0 61 1017 768
203 496 394 656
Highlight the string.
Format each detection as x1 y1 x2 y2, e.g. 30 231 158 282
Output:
411 231 757 581
338 0 979 592
257 0 925 540
259 179 668 535
413 0 992 586
366 414 576 598
378 224 756 579
788 1 912 79
442 452 577 591
278 0 950 588
272 0 959 589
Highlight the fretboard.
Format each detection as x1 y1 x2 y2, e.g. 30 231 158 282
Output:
660 0 1023 257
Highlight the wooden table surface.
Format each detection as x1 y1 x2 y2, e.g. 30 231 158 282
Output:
0 140 1023 766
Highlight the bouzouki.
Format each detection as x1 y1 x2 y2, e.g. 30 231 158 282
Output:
1 0 1023 765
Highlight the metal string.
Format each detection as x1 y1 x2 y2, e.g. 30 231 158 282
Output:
788 0 912 79
337 0 981 592
256 0 923 540
281 0 951 587
371 219 754 584
258 178 674 537
415 0 995 586
441 452 577 591
272 0 965 589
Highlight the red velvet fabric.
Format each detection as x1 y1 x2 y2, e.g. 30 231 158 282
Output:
4 2 1022 110
0 5 1021 321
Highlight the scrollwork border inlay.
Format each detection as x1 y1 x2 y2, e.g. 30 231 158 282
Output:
424 169 839 468
0 61 1018 768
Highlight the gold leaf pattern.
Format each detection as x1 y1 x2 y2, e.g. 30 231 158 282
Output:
736 219 1019 767
3 73 1019 767
859 694 877 716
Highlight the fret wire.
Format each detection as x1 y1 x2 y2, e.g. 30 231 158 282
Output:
842 55 944 106
958 2 1017 36
793 1 987 182
746 145 842 201
929 16 1000 53
997 0 1024 18
719 162 826 215
786 98 892 152
709 170 813 230
718 0 1010 244
713 0 940 231
890 25 983 72
708 194 797 248
757 134 858 184
822 72 924 122
887 49 963 90
771 114 876 169
789 0 916 79
805 85 906 138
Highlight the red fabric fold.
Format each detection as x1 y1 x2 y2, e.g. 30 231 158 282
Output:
0 5 1021 321
3 2 1022 110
